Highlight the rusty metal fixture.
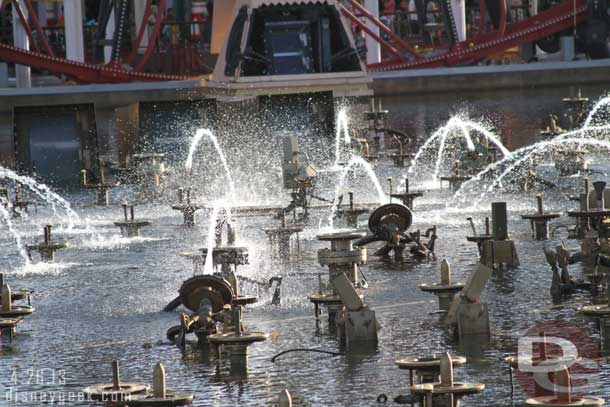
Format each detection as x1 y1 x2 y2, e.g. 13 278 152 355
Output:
387 135 414 167
171 188 202 226
0 274 33 341
361 99 412 158
334 192 369 228
332 273 380 346
178 275 235 314
390 178 424 210
356 203 436 261
525 364 604 407
565 179 610 269
466 203 519 268
309 231 367 325
25 225 68 262
208 305 269 376
130 153 166 200
0 282 32 341
127 363 194 406
465 216 493 255
395 354 467 386
0 316 22 342
166 274 250 346
263 212 303 257
440 161 472 191
410 353 485 405
0 274 31 304
579 274 610 317
544 243 585 299
522 193 561 240
198 247 255 306
556 150 588 176
82 361 150 402
419 259 465 310
0 185 32 217
541 92 589 138
81 160 117 206
113 203 151 237
279 136 323 222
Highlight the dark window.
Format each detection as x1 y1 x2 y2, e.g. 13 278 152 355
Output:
240 4 361 77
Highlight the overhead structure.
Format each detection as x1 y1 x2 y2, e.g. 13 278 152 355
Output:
0 0 608 83
208 0 370 98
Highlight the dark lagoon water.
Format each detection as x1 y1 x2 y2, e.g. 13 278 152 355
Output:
1 84 610 407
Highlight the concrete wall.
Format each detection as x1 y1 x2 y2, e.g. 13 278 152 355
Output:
0 81 209 172
372 60 610 96
0 110 14 168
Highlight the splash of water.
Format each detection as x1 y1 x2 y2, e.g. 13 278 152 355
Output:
327 155 388 228
583 95 610 129
185 129 236 195
203 205 220 275
0 200 30 264
452 137 610 207
0 166 79 228
407 116 510 182
333 108 352 168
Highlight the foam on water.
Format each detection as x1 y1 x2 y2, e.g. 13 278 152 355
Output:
80 234 166 249
7 261 81 276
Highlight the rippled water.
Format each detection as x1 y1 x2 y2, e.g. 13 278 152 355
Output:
1 181 609 406
3 89 610 406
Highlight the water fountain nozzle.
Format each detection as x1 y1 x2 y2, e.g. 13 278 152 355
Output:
593 181 607 209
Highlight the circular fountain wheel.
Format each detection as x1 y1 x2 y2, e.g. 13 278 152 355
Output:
0 306 35 318
368 204 413 235
178 275 234 313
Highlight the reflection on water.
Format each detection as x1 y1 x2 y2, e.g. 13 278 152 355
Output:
1 191 608 406
382 84 610 151
2 84 610 406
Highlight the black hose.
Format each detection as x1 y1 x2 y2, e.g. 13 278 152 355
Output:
271 348 344 362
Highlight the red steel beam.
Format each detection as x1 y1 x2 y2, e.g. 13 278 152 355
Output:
369 0 586 71
133 0 167 72
0 42 187 83
477 0 487 36
23 0 54 56
127 0 153 64
497 0 508 38
11 0 40 53
340 5 404 60
343 0 420 59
